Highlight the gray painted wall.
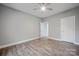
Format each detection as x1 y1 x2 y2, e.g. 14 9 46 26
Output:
44 6 79 43
0 5 41 45
0 4 79 46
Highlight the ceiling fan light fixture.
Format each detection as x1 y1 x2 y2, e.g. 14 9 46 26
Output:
41 6 46 11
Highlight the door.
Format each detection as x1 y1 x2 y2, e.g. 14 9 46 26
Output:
61 16 75 43
40 22 48 38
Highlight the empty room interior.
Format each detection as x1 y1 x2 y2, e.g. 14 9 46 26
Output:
0 3 79 56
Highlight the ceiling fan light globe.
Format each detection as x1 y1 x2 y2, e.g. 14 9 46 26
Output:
41 6 46 11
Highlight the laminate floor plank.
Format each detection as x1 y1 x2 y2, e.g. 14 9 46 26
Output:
0 38 79 56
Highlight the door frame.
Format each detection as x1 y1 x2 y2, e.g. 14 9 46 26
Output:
40 22 48 38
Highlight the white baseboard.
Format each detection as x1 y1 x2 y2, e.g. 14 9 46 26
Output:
74 42 79 45
1 36 79 49
0 37 39 49
48 36 79 45
48 37 62 41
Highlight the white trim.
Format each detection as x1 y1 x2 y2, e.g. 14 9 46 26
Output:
48 36 79 45
48 36 62 41
74 42 79 45
74 16 76 44
0 37 39 49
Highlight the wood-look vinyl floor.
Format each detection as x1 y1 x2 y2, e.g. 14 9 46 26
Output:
0 38 79 56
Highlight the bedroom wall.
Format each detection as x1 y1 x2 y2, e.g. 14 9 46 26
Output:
44 6 79 43
0 4 79 47
0 5 41 46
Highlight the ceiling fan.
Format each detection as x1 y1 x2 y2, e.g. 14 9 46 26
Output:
33 3 53 12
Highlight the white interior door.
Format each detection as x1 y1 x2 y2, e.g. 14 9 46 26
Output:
61 16 75 43
40 22 48 38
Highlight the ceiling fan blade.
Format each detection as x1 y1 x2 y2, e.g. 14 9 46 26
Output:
47 8 53 11
45 3 51 6
33 8 39 10
38 3 50 7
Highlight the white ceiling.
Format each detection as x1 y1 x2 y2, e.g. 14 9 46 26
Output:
3 3 79 18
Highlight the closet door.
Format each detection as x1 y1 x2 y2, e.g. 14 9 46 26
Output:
61 16 75 43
